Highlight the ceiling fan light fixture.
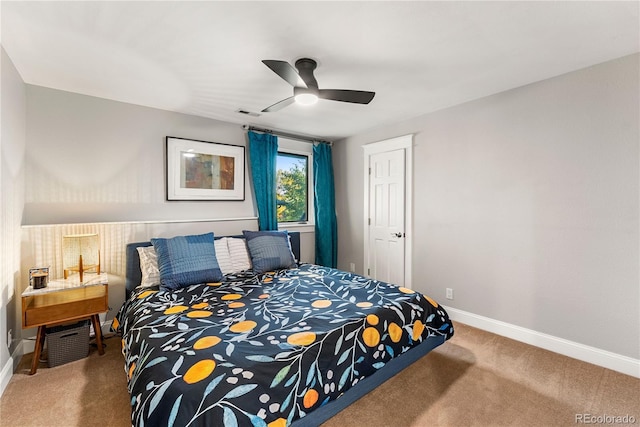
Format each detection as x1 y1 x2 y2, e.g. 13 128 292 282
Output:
261 58 375 112
294 92 318 106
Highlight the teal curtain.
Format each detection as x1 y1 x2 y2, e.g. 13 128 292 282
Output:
313 143 338 267
248 131 279 230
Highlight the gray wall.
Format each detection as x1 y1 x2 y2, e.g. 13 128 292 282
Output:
24 86 254 224
334 54 639 359
22 83 315 263
1 47 27 377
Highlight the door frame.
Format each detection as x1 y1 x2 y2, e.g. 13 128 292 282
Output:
363 134 413 288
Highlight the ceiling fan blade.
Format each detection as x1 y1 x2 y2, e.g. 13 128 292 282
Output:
261 96 295 113
262 60 306 88
318 89 376 104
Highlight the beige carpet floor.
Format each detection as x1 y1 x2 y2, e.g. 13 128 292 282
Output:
1 323 638 427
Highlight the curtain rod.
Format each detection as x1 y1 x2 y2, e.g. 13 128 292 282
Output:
242 125 332 146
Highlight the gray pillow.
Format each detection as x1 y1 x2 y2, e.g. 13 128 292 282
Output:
242 230 297 274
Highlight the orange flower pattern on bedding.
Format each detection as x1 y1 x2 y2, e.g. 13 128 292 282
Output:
113 264 453 426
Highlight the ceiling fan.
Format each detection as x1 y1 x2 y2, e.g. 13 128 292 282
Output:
261 58 376 112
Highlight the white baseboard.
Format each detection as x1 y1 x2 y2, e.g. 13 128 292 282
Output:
0 355 14 398
22 338 35 355
1 340 25 398
443 306 640 379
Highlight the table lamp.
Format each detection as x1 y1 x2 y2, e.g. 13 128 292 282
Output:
62 233 100 282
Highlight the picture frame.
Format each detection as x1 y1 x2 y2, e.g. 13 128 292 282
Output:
166 136 245 201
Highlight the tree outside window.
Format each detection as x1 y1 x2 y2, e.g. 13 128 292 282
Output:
276 153 308 222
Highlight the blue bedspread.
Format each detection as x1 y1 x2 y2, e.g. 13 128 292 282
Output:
113 264 454 427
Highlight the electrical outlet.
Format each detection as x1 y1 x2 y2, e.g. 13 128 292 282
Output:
7 329 12 347
446 288 454 300
349 262 356 272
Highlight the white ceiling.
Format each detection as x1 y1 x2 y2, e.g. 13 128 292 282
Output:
2 1 638 141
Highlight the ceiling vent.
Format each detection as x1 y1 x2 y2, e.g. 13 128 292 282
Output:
236 109 261 117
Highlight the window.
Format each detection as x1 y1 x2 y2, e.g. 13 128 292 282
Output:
275 138 314 226
277 152 309 223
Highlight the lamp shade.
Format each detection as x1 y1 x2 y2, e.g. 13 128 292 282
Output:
62 233 100 282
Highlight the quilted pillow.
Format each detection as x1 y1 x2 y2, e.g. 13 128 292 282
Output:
242 230 297 274
151 232 223 290
227 237 252 273
136 246 161 288
213 238 234 276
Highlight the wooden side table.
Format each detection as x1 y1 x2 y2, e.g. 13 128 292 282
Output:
21 273 109 374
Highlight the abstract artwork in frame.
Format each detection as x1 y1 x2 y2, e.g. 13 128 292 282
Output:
166 136 245 201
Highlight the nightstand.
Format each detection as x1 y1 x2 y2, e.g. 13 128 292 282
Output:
21 273 109 374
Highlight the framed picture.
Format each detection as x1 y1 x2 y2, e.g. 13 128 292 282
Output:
166 136 245 201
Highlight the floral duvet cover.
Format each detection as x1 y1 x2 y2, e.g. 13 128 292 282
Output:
113 263 454 427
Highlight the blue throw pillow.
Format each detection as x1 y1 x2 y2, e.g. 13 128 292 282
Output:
242 230 297 274
151 232 222 291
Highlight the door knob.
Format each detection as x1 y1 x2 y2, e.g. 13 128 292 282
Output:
391 232 404 238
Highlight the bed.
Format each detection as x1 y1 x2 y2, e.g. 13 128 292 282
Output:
113 230 453 427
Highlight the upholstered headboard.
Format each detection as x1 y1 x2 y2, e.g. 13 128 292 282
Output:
125 232 301 299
